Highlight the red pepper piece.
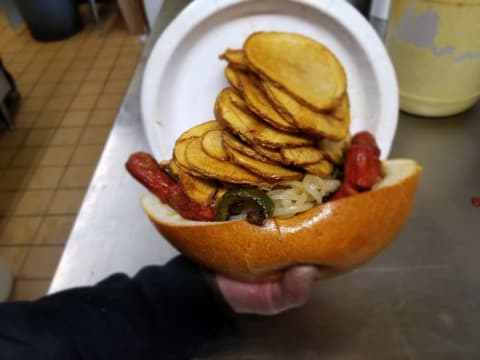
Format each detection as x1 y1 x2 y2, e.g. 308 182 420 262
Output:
126 152 214 221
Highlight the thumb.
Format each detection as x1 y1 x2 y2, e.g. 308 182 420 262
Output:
215 266 317 315
272 266 317 313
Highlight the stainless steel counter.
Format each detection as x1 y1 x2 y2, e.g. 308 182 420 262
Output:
50 1 480 358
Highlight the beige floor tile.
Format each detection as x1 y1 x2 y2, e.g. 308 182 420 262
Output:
77 81 105 96
34 216 75 245
62 70 87 83
46 60 70 72
79 126 111 145
85 69 110 82
39 71 64 83
8 61 29 77
75 51 99 61
61 111 90 127
105 37 126 47
69 95 97 111
60 165 95 188
11 147 46 167
14 50 37 63
14 112 38 128
17 72 42 85
56 50 77 61
29 82 57 98
102 79 129 94
44 96 73 112
13 190 53 216
28 167 64 189
9 279 50 301
52 82 81 97
39 146 74 166
24 129 55 146
95 93 123 110
91 56 116 70
19 246 64 279
88 108 117 126
17 82 36 97
0 246 29 275
0 192 21 215
0 149 16 168
108 66 134 81
3 42 26 52
48 189 85 214
24 60 49 74
70 144 103 165
18 97 47 113
83 36 104 47
0 217 42 245
0 168 32 190
50 128 82 145
97 47 120 58
33 111 65 128
0 129 28 148
115 57 139 69
68 59 92 72
35 50 57 61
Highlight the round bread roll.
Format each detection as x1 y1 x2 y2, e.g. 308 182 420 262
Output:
141 159 421 281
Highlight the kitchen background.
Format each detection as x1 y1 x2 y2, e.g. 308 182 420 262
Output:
0 0 391 301
0 0 148 301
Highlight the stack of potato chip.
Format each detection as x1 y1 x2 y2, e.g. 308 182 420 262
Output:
168 32 351 205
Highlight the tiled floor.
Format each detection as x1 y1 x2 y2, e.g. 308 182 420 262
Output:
0 6 143 301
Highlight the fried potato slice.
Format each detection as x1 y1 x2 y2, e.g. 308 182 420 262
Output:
174 121 223 177
221 131 272 163
185 137 271 186
252 143 284 163
316 134 350 165
225 146 303 181
263 81 349 141
173 138 204 177
214 88 313 149
244 32 346 111
158 159 171 170
235 71 298 133
177 167 218 205
177 120 221 142
225 65 242 91
169 159 181 176
213 187 228 205
201 130 229 161
219 49 249 70
303 160 334 178
280 146 324 166
330 94 350 121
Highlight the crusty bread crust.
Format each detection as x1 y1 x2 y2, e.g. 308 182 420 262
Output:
142 159 422 281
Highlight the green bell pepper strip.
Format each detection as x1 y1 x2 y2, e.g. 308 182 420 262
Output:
214 188 275 225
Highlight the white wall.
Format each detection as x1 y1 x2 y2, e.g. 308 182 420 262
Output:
142 0 165 29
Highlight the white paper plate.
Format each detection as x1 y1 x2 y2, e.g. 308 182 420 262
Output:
141 0 398 161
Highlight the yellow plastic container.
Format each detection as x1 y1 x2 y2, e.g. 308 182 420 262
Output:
385 0 480 117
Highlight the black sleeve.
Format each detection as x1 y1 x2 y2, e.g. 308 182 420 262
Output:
0 257 238 360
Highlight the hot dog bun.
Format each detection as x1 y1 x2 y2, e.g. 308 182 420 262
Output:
141 159 421 281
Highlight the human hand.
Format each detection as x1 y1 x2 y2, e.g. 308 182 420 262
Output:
215 266 317 315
